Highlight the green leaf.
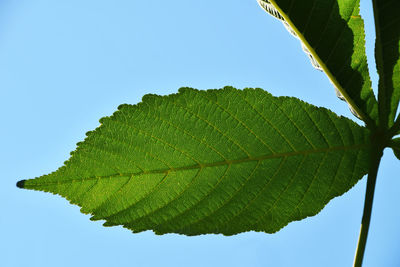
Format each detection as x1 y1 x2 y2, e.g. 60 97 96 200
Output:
374 0 400 128
264 0 378 127
17 87 371 235
391 138 400 160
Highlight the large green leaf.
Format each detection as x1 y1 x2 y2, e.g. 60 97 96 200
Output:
374 0 400 128
17 87 371 235
263 0 378 127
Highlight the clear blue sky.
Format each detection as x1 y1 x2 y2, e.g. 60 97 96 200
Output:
1 1 399 266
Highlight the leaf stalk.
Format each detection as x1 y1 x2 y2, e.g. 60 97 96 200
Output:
353 133 384 267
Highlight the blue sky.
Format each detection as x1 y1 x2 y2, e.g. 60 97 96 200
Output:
1 1 399 266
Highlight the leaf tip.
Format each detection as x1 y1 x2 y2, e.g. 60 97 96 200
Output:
16 179 26 189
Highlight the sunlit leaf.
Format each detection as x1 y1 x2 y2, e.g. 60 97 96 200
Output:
259 0 378 126
17 87 371 235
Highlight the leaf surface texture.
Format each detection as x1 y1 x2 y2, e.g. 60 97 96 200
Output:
19 87 371 235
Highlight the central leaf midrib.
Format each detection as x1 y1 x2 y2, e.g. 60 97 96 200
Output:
25 143 369 187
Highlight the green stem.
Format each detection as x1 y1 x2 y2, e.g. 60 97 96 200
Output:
353 139 384 267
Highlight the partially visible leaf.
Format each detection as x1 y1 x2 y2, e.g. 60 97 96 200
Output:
374 0 400 128
262 0 378 127
17 87 371 235
257 0 322 71
391 138 400 160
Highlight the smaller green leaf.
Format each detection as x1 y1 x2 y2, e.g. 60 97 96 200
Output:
259 0 378 127
391 138 400 160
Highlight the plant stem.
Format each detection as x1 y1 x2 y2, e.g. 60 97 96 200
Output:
353 139 384 267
